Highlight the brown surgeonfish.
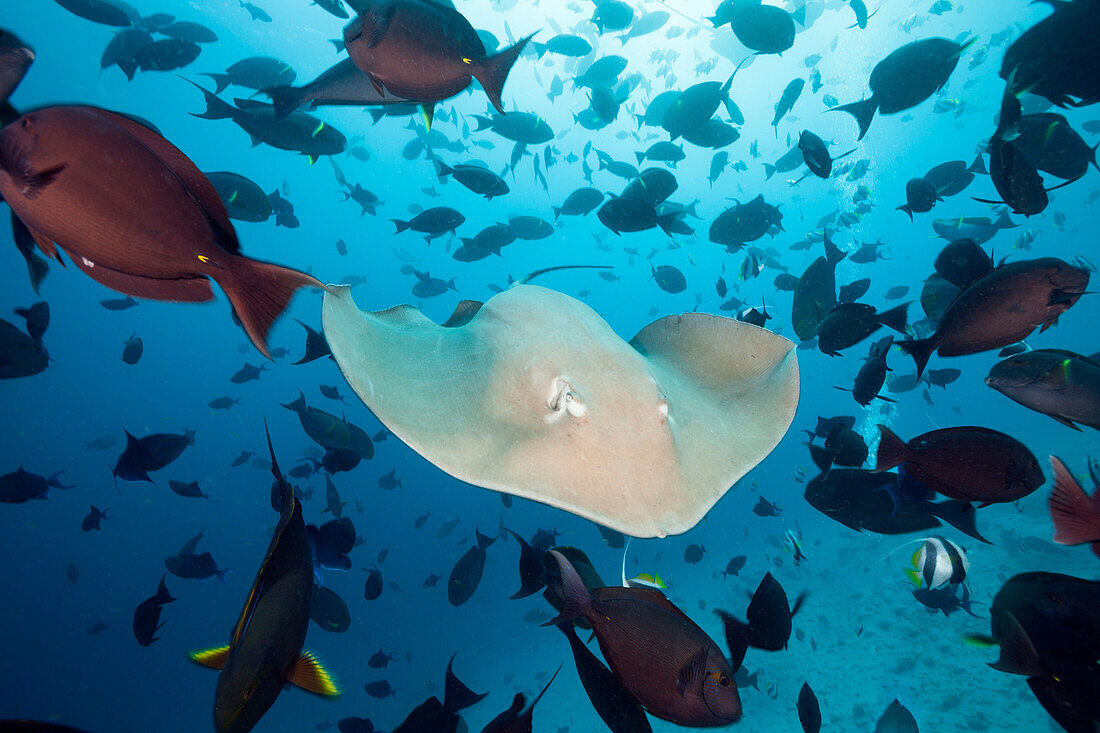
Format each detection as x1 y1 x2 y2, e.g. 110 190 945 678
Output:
0 106 320 357
546 550 741 727
874 425 1044 505
343 0 532 114
897 257 1088 378
190 424 339 733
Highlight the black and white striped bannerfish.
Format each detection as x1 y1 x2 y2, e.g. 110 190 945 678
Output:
887 536 969 590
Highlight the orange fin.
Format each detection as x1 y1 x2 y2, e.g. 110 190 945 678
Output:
288 650 341 697
189 645 230 670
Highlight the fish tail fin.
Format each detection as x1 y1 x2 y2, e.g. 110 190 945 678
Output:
1048 456 1100 546
656 212 683 236
186 79 237 120
897 337 935 378
715 610 750 670
967 153 988 175
473 34 533 115
823 231 846 265
189 645 229 670
830 98 877 141
877 302 909 333
930 499 991 544
215 567 232 583
763 163 776 180
444 654 487 714
289 650 341 696
200 72 231 95
391 219 410 233
435 160 454 178
221 256 322 358
544 549 593 625
552 206 562 220
475 526 497 551
874 425 907 473
262 85 302 121
281 388 307 413
156 573 175 604
808 443 833 477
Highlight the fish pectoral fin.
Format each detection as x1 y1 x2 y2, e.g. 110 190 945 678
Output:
366 73 386 95
29 229 63 263
675 647 708 697
189 645 230 669
288 650 341 697
21 164 67 200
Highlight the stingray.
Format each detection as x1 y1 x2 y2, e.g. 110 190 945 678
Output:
322 284 799 537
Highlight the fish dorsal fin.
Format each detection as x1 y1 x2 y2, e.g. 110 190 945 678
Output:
288 650 341 696
189 645 230 670
231 426 298 648
87 108 241 255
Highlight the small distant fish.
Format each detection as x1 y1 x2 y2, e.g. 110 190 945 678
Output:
81 505 108 531
753 497 782 517
683 543 706 564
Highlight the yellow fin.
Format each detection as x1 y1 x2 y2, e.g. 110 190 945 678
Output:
189 645 230 670
910 547 922 568
288 650 341 697
904 568 922 588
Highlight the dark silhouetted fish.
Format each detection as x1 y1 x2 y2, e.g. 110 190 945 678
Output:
390 655 486 733
0 317 48 379
132 573 174 646
831 38 973 139
449 527 496 606
797 682 821 733
113 429 194 483
81 505 107 531
310 584 351 633
717 572 805 653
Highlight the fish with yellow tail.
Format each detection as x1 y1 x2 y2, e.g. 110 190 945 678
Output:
190 422 339 732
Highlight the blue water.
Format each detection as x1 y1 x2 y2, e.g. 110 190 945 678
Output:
2 0 1098 731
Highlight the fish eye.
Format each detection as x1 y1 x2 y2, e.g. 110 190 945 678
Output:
719 673 730 687
243 686 255 700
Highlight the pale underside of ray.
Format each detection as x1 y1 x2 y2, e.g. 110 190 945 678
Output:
322 284 800 538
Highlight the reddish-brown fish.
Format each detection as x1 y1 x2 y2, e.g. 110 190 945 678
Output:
897 257 1088 377
874 425 1044 504
0 106 320 356
547 550 741 728
343 0 531 114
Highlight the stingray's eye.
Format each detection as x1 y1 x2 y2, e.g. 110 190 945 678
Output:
547 377 586 419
